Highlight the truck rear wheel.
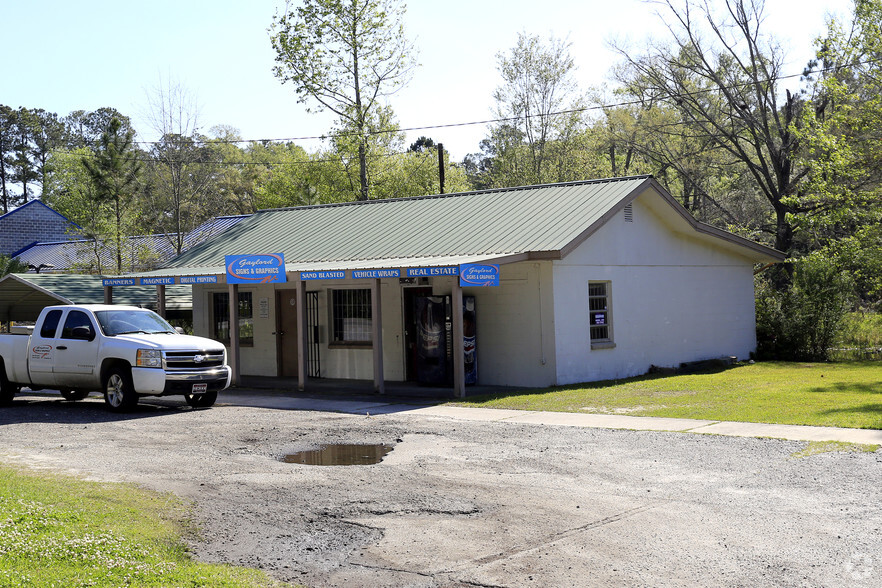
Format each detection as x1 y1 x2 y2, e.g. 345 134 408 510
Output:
1 368 18 406
184 390 217 408
104 367 138 412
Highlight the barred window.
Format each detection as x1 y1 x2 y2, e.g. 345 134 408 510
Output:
331 289 372 344
212 292 253 346
589 282 612 342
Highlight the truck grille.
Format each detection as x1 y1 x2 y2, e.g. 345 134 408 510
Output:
164 350 225 369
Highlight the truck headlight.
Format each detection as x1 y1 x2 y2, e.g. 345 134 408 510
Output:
136 349 162 368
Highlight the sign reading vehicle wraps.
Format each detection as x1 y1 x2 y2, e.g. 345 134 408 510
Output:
225 253 287 284
300 270 345 280
406 267 459 277
139 277 175 286
459 264 500 287
180 275 218 284
352 269 400 279
102 278 136 287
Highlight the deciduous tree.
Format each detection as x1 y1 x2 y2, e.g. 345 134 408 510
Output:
270 0 417 200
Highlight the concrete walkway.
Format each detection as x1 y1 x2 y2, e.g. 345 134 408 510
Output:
218 389 882 446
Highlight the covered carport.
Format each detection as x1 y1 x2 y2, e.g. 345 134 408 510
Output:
0 273 191 323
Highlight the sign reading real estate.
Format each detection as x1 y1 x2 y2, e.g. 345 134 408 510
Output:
352 269 401 279
459 264 500 287
225 253 287 284
407 267 459 277
299 270 345 280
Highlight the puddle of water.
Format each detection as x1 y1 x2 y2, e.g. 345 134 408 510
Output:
282 443 395 466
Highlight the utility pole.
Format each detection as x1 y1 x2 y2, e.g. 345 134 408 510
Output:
437 143 445 194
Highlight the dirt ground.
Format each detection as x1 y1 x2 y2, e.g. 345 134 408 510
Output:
1 390 880 588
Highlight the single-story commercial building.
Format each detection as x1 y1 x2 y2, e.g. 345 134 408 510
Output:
104 176 785 396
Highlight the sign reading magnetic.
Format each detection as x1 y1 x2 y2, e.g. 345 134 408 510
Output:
180 275 218 284
406 267 459 277
459 264 500 287
140 277 175 286
102 278 136 287
352 269 400 279
300 270 345 280
225 253 287 284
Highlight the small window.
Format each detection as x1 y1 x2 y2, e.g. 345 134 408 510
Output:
40 310 63 338
212 292 253 346
331 289 372 345
589 282 612 342
60 310 94 340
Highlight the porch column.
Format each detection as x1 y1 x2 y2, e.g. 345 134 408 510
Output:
228 283 240 386
372 278 384 394
452 281 465 398
104 285 113 304
296 278 307 392
156 285 166 318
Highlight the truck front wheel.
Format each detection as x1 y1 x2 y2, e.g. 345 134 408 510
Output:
104 367 138 412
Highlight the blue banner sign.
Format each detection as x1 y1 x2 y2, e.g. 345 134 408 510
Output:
139 277 175 286
225 253 287 284
406 267 459 277
102 278 136 287
459 264 500 287
300 270 345 280
352 269 401 279
180 275 218 284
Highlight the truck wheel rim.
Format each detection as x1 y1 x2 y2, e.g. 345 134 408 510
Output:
106 375 123 406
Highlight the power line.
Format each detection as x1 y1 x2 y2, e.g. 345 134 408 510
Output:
124 55 882 148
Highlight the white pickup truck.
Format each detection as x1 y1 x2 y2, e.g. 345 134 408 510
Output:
0 304 231 411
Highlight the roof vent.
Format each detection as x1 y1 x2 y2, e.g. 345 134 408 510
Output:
624 203 633 222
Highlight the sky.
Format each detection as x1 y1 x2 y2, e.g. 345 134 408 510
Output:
1 0 854 161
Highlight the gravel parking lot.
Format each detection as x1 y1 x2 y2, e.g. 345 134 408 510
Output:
1 390 880 587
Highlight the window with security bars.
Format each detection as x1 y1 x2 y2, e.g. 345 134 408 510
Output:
212 292 253 346
589 282 611 342
331 289 372 344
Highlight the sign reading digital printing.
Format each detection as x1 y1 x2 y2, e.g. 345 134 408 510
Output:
407 267 459 277
139 277 175 286
459 264 500 287
300 270 345 280
225 253 287 284
180 275 218 284
102 278 136 287
352 269 401 279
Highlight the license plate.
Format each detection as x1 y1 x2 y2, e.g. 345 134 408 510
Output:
191 383 208 394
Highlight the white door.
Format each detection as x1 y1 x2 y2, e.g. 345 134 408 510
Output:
52 310 101 388
27 308 64 387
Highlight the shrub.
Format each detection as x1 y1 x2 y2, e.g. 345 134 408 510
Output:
756 254 854 361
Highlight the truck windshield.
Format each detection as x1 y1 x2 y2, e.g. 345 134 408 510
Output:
94 309 177 336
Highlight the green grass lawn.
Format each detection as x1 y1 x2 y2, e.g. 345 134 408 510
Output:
0 465 286 588
453 361 882 430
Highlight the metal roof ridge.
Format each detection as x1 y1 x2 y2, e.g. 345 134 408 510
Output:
255 175 655 215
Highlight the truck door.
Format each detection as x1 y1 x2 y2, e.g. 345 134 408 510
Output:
27 309 63 387
52 310 101 388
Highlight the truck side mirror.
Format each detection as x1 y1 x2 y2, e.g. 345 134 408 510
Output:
175 326 185 334
72 326 95 341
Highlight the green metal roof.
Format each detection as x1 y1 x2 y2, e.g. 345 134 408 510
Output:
0 273 191 322
126 176 783 278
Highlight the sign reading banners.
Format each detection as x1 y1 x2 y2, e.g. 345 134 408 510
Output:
352 269 401 279
102 278 136 287
459 264 500 287
180 275 218 284
406 267 459 277
225 253 287 284
140 277 175 286
300 270 345 280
